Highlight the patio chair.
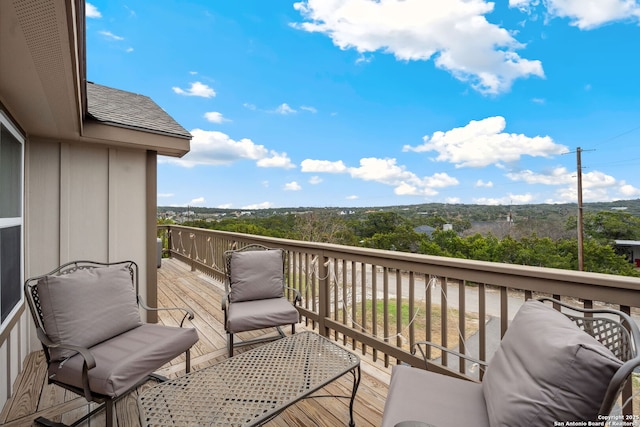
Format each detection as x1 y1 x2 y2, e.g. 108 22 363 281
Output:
222 244 301 356
24 260 199 427
382 297 640 427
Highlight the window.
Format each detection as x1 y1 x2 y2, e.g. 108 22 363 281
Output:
0 111 24 333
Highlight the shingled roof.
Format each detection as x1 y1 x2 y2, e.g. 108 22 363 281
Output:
86 82 191 139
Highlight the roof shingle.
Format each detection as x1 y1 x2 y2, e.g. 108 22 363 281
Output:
86 82 191 139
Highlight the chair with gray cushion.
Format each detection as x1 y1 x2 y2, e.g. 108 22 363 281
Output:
382 297 640 427
222 244 301 356
24 260 199 427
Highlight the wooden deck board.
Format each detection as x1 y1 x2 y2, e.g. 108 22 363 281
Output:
1 258 388 426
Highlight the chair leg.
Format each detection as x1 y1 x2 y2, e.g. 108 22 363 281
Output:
228 333 234 357
185 348 191 373
292 324 296 335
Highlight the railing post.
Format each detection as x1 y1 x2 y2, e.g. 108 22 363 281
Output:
189 233 196 271
166 227 172 258
318 254 330 338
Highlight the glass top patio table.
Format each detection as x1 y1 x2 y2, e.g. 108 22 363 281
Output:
138 331 361 426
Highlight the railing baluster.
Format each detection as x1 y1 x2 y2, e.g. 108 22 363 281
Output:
332 258 339 342
342 259 348 346
396 269 402 362
426 274 432 360
478 282 486 381
408 272 415 355
500 286 508 338
441 277 448 367
361 264 368 355
383 266 389 367
372 265 378 362
351 261 357 351
458 279 466 374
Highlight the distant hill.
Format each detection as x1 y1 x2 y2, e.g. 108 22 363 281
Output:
159 199 640 221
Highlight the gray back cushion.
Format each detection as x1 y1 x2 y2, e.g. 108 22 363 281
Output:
229 249 284 302
482 299 623 426
37 265 142 361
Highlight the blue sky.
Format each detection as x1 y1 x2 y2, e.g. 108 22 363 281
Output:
86 0 640 209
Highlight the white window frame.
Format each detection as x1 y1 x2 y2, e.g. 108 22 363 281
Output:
0 110 25 335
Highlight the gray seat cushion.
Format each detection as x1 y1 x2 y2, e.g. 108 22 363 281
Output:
382 365 489 427
226 297 299 333
48 323 199 397
482 299 623 426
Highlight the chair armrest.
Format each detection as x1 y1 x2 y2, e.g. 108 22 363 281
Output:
284 286 302 304
37 328 97 370
138 295 195 327
412 341 488 372
37 327 96 402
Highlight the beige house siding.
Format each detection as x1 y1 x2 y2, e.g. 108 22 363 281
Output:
26 138 151 313
0 136 155 408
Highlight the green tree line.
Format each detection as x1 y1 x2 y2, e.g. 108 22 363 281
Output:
171 210 640 277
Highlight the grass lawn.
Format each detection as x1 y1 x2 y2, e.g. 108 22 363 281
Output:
348 298 481 358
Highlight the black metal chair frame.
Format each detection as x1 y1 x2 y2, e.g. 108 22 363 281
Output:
412 297 640 416
24 260 195 427
221 244 302 357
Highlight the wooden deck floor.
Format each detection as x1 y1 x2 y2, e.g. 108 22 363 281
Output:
0 258 391 426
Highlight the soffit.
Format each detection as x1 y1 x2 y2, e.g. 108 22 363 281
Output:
0 0 190 157
0 0 82 139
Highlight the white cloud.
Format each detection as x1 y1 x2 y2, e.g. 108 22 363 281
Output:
257 152 296 169
542 0 640 29
507 168 640 203
243 103 257 110
445 197 462 203
303 157 458 197
172 82 216 98
509 0 540 14
475 179 494 188
242 202 274 209
473 193 535 205
204 112 229 123
190 197 206 205
284 181 302 191
274 103 297 114
300 106 318 113
403 116 568 168
506 167 573 185
309 176 323 184
157 193 174 198
218 203 233 209
619 184 640 197
163 129 293 169
349 158 459 196
86 3 102 18
346 195 359 200
301 159 349 173
99 31 124 41
292 0 544 94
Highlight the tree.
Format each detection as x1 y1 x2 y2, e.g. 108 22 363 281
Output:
292 211 354 244
355 212 405 239
569 211 640 243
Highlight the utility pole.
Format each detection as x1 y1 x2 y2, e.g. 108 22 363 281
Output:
576 147 584 271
